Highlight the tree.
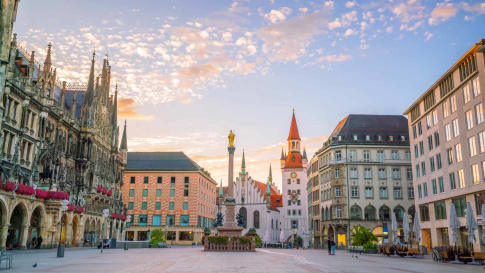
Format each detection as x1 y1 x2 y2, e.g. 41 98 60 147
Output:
214 212 224 228
149 229 167 247
351 226 377 246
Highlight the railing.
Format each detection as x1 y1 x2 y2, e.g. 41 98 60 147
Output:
204 237 255 252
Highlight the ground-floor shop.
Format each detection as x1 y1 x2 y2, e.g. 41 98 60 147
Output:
124 226 205 245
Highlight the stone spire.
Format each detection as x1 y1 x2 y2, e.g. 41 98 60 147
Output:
60 81 66 109
268 163 273 185
43 43 52 72
280 147 285 160
111 83 118 128
120 120 128 151
241 149 246 175
84 51 96 107
288 109 301 141
302 147 307 159
71 90 78 119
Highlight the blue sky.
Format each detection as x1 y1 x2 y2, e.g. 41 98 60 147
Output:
13 0 485 188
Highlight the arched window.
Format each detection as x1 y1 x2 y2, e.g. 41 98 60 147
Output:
239 207 247 228
408 205 415 219
350 205 362 220
325 207 329 220
253 210 260 229
321 207 325 220
364 205 376 220
379 205 390 221
394 205 405 221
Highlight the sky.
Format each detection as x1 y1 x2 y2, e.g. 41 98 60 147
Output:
13 0 485 190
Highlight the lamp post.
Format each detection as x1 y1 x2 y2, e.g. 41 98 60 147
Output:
57 199 69 258
124 215 131 250
101 209 109 253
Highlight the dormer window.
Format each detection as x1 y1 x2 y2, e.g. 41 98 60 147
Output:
353 134 358 141
378 135 382 141
292 156 295 162
365 135 370 141
389 135 394 141
338 135 342 141
400 135 406 141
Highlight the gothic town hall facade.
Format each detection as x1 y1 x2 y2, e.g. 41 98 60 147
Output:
0 0 128 250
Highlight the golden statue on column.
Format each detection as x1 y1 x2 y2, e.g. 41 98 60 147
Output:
228 130 235 148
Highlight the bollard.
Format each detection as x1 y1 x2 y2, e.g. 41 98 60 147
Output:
124 243 128 250
57 244 65 258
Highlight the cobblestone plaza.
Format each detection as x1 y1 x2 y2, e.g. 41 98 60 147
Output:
4 247 483 273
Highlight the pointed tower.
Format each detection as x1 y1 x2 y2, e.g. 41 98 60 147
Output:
59 81 66 110
280 148 285 168
111 84 118 146
120 120 128 166
82 51 96 125
43 43 52 74
241 149 246 175
219 179 223 198
302 147 308 165
284 110 303 168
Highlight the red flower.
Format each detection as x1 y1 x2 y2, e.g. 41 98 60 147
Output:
16 184 35 196
0 181 16 192
47 191 69 200
74 206 84 213
121 215 127 221
97 185 102 193
67 204 75 211
107 190 112 197
35 189 49 199
102 188 107 195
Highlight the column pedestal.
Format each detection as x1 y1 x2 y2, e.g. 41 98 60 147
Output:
0 225 8 251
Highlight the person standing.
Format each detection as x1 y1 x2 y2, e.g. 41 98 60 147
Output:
327 239 332 255
31 236 37 249
37 235 43 249
331 240 336 255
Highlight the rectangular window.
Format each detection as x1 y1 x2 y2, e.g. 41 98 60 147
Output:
472 164 480 184
445 124 452 141
335 187 341 197
405 151 411 160
391 150 399 160
379 187 388 199
184 177 189 197
449 172 456 190
408 186 414 199
476 103 484 124
418 184 422 199
170 189 175 197
349 150 356 161
473 76 481 96
363 150 370 162
129 189 135 197
169 201 175 210
447 148 454 165
428 135 433 150
130 177 135 184
434 201 447 220
392 168 401 179
155 202 161 210
350 168 358 179
436 153 442 169
451 95 457 113
180 215 189 226
420 205 430 221
407 167 413 180
418 121 422 135
426 114 432 129
335 168 340 178
438 176 444 193
466 110 474 130
144 176 149 184
142 189 148 197
482 161 485 181
419 141 424 155
157 176 162 184
423 182 428 197
377 150 384 162
413 126 417 138
351 186 359 198
153 215 161 226
452 197 466 217
393 187 402 199
365 186 373 198
364 168 372 179
183 201 189 210
432 179 437 195
166 215 175 227
336 206 342 219
455 144 462 162
421 162 426 176
464 83 471 103
458 169 465 188
335 151 342 161
434 131 440 147
156 189 162 197
128 202 134 210
170 177 176 188
139 215 147 226
378 168 386 179
479 131 485 153
141 202 147 210
443 99 450 118
452 119 460 137
469 136 477 156
430 157 435 172
433 110 438 125
416 164 420 178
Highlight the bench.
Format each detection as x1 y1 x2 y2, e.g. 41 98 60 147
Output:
349 246 363 254
0 252 12 270
407 248 420 256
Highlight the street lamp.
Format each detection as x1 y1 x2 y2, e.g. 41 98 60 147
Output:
101 209 109 253
57 199 69 258
124 215 131 250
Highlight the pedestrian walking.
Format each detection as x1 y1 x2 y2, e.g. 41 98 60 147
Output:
37 235 43 249
331 240 336 255
327 239 331 255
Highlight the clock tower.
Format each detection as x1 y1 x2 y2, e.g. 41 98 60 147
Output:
280 111 309 247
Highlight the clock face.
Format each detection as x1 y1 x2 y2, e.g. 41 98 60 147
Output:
291 172 297 178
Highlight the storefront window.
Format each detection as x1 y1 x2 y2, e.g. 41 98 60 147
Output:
179 231 194 241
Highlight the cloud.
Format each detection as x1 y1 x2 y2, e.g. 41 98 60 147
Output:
318 54 352 63
424 31 433 41
118 98 154 120
345 1 356 8
391 0 426 23
263 7 292 24
429 2 458 25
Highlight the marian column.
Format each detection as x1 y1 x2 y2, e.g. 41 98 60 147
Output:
217 130 243 236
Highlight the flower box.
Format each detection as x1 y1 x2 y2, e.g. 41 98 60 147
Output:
107 190 112 197
67 204 75 211
97 185 102 193
0 181 16 192
74 206 84 213
16 184 35 196
48 191 69 200
102 188 108 195
35 189 49 199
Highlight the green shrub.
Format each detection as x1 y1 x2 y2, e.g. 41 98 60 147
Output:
363 241 377 251
149 229 167 247
351 226 377 246
238 237 252 244
208 236 229 245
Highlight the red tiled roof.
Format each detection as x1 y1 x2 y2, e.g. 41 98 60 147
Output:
254 181 283 209
287 112 301 140
284 151 303 168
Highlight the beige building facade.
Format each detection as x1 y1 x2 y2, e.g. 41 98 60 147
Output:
404 39 485 252
309 115 414 248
